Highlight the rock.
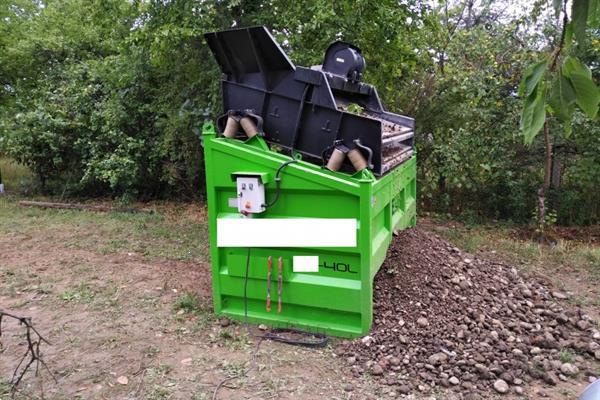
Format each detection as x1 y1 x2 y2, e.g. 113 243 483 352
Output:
428 352 448 365
219 318 231 327
361 335 374 346
389 356 401 366
499 372 514 383
371 364 384 375
512 348 523 356
343 383 354 392
493 379 509 394
474 363 489 377
514 386 523 395
337 227 600 396
258 324 268 331
560 363 579 376
116 376 128 385
551 291 568 300
556 314 569 324
543 372 558 386
577 320 590 330
180 358 192 366
398 385 411 394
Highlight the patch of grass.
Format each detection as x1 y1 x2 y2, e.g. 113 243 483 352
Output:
146 385 171 400
194 312 217 330
442 229 487 253
0 378 11 397
147 364 173 379
0 196 209 262
0 157 36 193
173 292 202 313
429 217 600 283
559 349 574 363
59 283 95 303
218 330 233 340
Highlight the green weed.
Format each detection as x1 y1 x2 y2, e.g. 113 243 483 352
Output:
559 350 574 363
173 292 202 314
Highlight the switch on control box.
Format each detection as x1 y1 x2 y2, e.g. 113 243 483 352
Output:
236 176 265 214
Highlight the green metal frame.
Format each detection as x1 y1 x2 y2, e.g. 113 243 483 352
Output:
202 122 416 338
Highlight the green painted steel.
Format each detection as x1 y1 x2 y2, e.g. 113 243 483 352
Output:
202 121 416 338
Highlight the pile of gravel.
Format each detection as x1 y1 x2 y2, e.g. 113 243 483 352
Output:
340 227 600 396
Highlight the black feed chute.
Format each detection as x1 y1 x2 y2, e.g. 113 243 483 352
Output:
204 26 414 176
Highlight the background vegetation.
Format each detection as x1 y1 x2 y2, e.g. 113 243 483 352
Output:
0 0 599 224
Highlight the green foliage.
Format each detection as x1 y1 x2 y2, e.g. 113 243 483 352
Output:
533 208 558 235
519 0 599 145
562 57 600 118
521 80 547 145
0 0 599 225
519 59 549 98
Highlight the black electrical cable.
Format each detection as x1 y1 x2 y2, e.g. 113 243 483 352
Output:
242 246 328 348
262 328 329 348
262 158 298 209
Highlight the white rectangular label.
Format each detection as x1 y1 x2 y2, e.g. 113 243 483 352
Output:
217 218 357 248
293 256 319 272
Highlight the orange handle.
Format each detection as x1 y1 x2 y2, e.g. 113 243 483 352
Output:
266 256 273 312
277 257 283 313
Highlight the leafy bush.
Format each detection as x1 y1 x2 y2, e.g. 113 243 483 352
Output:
0 0 598 224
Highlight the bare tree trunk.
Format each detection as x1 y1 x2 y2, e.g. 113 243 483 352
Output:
537 121 553 239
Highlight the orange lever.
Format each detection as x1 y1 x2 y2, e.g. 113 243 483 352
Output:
277 257 283 313
266 256 273 312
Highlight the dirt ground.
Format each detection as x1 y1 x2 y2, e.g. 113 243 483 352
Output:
0 198 384 400
0 198 598 399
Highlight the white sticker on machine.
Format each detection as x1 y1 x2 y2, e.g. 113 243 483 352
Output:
293 256 319 272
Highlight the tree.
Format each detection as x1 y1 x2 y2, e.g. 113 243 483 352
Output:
519 0 600 235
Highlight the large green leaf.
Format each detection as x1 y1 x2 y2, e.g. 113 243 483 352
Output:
518 59 548 97
520 83 547 145
572 0 589 45
563 57 600 118
549 74 576 121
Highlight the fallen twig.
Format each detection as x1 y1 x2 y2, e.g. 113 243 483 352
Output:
0 310 56 395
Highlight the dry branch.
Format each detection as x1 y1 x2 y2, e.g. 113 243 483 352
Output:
0 310 56 396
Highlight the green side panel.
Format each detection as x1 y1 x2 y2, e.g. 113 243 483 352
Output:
202 122 416 338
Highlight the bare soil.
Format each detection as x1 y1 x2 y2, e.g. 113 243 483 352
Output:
0 203 598 400
0 230 375 399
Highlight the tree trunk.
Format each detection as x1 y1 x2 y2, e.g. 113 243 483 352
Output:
537 120 553 239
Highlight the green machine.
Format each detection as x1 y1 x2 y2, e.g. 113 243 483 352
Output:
202 26 416 338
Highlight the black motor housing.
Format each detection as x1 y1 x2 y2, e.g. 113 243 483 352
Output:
322 42 365 82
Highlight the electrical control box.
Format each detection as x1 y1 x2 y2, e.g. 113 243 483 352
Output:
236 176 265 214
